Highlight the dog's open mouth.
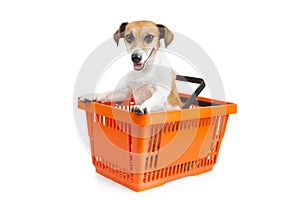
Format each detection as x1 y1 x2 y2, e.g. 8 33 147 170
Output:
134 63 144 71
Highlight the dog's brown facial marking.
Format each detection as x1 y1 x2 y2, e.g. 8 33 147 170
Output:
114 20 173 71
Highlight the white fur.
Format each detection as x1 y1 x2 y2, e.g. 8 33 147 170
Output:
79 21 180 113
93 50 180 113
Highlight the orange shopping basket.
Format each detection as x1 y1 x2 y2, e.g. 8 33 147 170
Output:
78 75 237 191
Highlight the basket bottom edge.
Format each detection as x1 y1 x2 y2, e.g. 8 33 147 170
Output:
95 166 214 192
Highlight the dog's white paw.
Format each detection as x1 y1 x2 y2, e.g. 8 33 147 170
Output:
95 96 105 103
79 93 109 103
131 105 148 114
79 93 98 103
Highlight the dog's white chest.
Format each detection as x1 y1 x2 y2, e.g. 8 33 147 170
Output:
126 65 173 105
132 84 153 104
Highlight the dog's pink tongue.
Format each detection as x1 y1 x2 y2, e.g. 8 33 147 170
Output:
134 63 143 70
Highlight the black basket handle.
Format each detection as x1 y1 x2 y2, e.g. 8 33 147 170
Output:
176 75 206 109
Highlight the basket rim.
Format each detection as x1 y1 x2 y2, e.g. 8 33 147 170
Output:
78 94 237 126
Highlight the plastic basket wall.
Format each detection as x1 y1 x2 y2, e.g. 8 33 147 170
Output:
78 94 237 191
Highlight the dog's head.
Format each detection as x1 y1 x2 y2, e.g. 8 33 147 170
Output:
113 20 173 71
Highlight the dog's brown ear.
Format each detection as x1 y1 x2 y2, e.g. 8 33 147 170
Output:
113 22 128 46
157 24 174 48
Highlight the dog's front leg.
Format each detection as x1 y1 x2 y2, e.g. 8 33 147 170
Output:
79 87 131 103
96 87 131 103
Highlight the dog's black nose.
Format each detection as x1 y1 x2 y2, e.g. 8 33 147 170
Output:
131 53 142 63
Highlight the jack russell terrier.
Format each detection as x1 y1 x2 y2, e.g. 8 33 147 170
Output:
80 20 182 114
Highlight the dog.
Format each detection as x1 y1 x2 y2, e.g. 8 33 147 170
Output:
80 20 182 114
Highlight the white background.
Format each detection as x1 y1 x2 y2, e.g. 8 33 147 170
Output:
1 0 300 199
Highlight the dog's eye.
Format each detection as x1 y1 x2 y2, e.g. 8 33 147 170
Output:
144 34 154 43
125 34 134 43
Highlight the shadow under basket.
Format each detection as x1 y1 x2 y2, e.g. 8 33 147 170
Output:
78 94 237 191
